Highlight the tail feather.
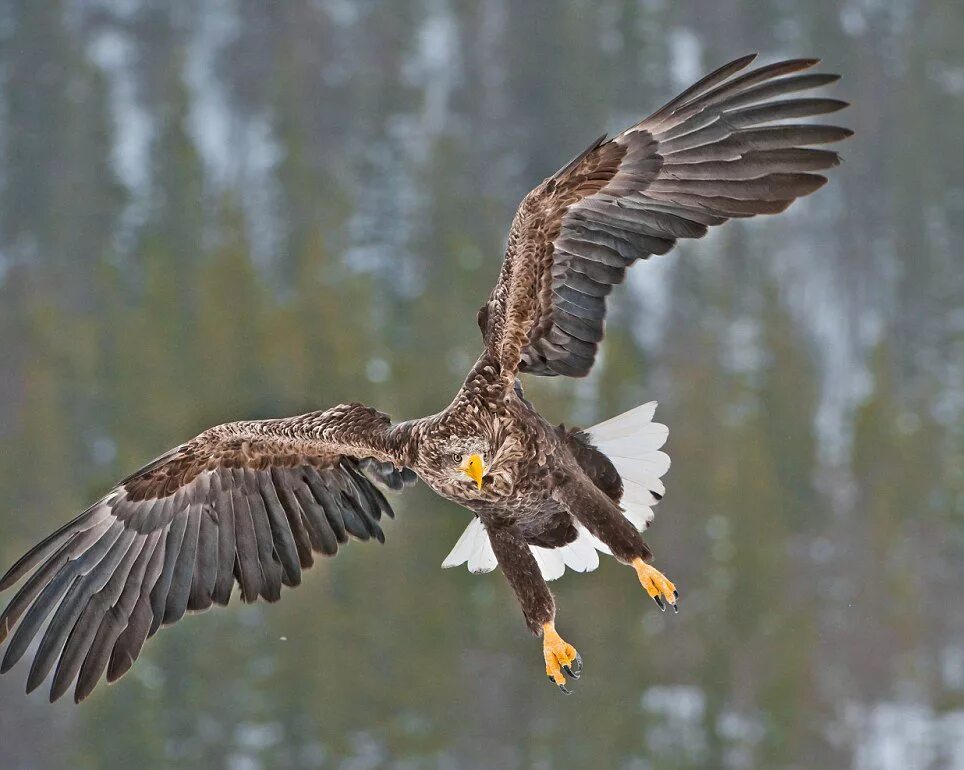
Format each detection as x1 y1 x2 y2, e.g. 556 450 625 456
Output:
529 546 566 581
441 517 497 574
556 528 601 572
585 402 658 441
609 453 671 484
441 401 670 581
621 478 662 509
588 401 669 521
593 425 668 456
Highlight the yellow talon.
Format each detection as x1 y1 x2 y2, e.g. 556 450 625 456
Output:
542 621 581 693
632 558 678 612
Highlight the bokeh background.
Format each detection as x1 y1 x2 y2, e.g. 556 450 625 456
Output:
0 1 962 768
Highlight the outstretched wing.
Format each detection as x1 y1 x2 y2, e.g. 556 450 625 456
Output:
482 54 851 379
0 403 416 703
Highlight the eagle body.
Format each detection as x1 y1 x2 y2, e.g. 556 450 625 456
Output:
0 54 850 700
408 356 631 553
410 359 560 510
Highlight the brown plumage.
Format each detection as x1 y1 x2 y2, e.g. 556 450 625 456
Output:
0 54 850 700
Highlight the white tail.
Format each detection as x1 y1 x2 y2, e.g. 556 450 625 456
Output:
441 401 670 581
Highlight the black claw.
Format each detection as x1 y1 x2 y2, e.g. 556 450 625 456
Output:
672 602 679 614
673 590 679 601
558 682 572 695
654 595 665 611
571 653 583 676
562 651 583 681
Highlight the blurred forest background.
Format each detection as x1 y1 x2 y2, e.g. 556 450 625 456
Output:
0 1 962 768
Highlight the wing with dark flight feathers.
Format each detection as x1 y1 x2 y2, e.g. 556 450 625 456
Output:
483 54 851 378
0 403 416 703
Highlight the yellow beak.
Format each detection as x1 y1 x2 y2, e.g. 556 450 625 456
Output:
460 453 485 490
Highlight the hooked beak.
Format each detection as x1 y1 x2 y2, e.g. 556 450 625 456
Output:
459 453 485 490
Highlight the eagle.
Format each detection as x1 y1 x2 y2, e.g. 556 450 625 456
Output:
0 54 850 701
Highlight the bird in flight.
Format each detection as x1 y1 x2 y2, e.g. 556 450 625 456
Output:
0 54 849 701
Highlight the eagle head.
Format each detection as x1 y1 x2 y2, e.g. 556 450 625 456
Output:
411 428 501 498
443 437 491 491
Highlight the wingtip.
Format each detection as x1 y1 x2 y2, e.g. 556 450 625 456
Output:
106 651 134 684
0 567 20 592
25 671 44 696
74 679 96 704
723 53 758 73
806 174 830 193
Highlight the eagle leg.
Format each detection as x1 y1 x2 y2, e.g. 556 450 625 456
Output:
485 524 582 694
542 621 582 694
552 473 680 613
632 558 678 613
